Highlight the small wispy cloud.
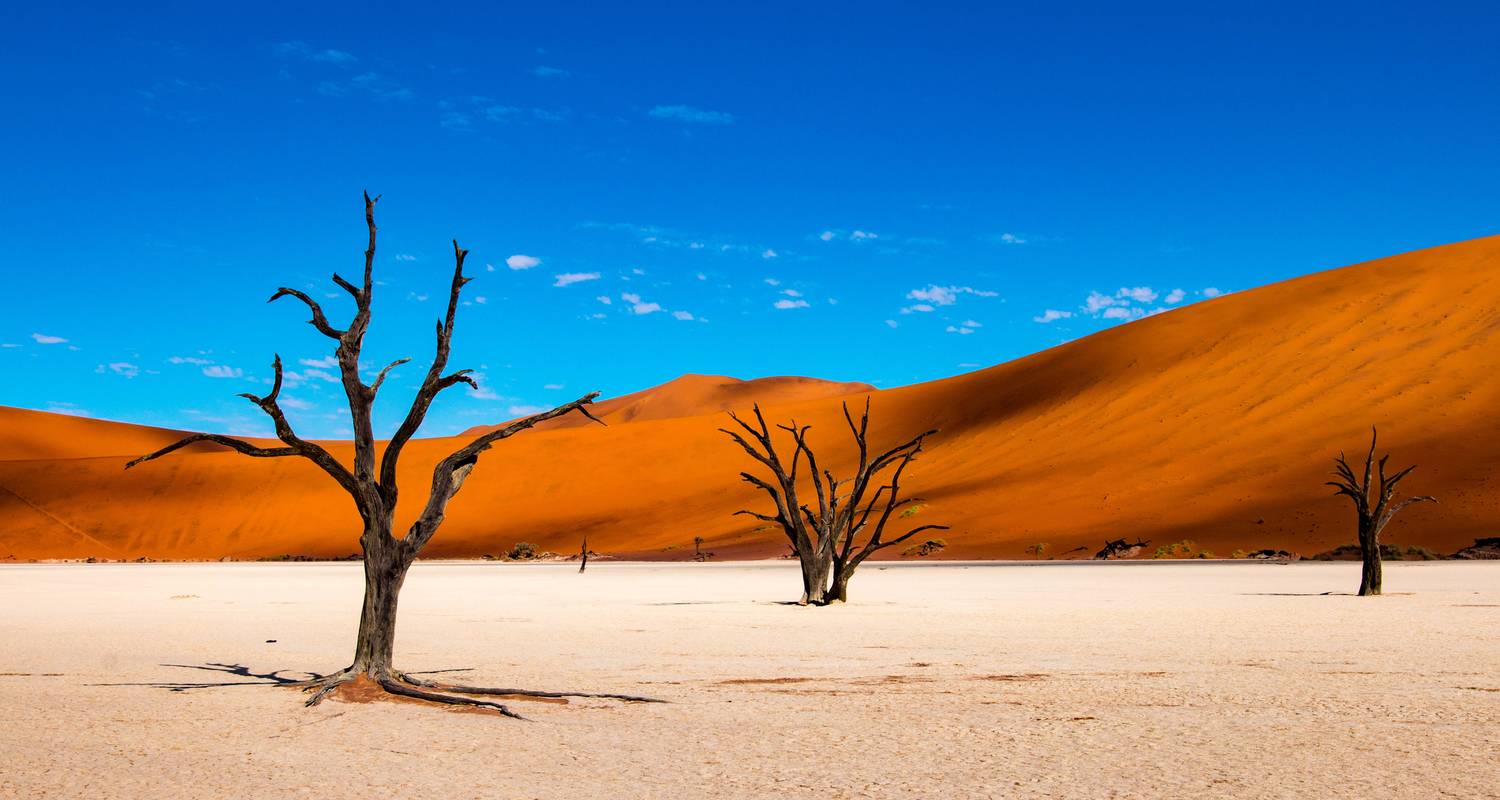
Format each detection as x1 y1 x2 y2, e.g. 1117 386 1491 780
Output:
1165 288 1186 304
554 272 601 287
1033 309 1073 323
672 310 695 321
596 295 612 305
648 104 734 125
761 249 778 259
31 333 68 344
543 383 565 390
1202 287 1224 298
203 365 243 379
169 355 213 365
507 254 541 270
275 41 357 65
299 356 338 369
394 253 417 262
530 66 570 78
900 285 998 314
774 299 810 310
997 232 1027 245
818 229 879 242
98 362 140 378
621 292 662 315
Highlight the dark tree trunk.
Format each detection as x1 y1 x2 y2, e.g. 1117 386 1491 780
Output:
352 526 411 674
1357 525 1381 596
827 566 851 604
798 548 831 605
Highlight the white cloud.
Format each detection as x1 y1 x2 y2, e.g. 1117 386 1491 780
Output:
299 356 338 368
394 253 417 262
850 230 878 241
1165 288 1186 304
945 325 976 335
621 292 662 315
1116 286 1158 303
905 285 998 307
1033 309 1073 323
102 362 139 378
764 277 780 286
672 310 695 321
998 232 1027 245
169 355 213 365
632 267 646 275
474 296 487 305
819 229 880 242
774 299 810 310
0 343 19 349
818 231 835 242
1084 291 1118 313
1102 306 1144 320
31 333 68 344
202 365 243 379
508 403 550 416
1202 287 1224 297
279 396 314 410
648 104 734 124
506 254 541 270
961 320 982 328
900 303 936 314
554 272 601 287
407 292 429 302
299 368 339 382
761 249 777 259
781 289 802 298
543 383 565 390
595 295 612 305
884 320 899 329
696 272 708 281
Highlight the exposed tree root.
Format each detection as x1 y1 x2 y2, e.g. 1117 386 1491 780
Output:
300 667 664 718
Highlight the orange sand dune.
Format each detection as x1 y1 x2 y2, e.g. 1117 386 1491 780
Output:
460 373 874 434
2 235 1498 561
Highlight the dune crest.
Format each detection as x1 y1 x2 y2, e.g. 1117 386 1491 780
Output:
2 235 1498 561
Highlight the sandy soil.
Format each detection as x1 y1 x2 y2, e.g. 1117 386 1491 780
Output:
1 561 1496 799
5 235 1500 562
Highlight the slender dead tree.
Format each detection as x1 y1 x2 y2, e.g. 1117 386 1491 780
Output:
722 399 949 605
578 534 588 573
1327 427 1436 596
126 193 658 716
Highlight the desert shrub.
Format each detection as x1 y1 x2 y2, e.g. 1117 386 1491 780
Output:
1153 539 1198 559
507 542 538 560
1230 549 1248 559
902 538 947 557
1024 542 1049 559
900 503 926 519
1197 550 1215 559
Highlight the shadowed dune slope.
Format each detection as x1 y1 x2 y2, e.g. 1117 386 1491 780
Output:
2 235 1498 561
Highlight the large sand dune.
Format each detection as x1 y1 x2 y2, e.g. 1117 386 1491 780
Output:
2 236 1498 561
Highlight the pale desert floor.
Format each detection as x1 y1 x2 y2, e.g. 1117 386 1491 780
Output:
1 561 1497 799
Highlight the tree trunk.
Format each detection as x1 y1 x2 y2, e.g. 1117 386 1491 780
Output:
798 548 831 605
1358 524 1382 596
827 566 851 604
351 527 411 674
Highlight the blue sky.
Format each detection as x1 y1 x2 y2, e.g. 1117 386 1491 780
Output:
2 2 1498 438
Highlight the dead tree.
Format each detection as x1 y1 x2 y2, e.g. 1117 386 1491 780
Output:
1327 428 1436 596
578 535 588 573
126 193 658 716
722 399 949 605
1095 538 1149 560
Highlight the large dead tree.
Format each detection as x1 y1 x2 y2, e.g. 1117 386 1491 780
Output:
1327 427 1436 596
722 399 949 604
126 193 657 716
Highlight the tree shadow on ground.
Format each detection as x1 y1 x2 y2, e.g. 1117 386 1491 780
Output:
91 663 473 692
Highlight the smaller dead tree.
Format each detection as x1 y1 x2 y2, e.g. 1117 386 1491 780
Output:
1327 428 1436 596
1094 538 1149 560
722 399 949 605
578 535 588 573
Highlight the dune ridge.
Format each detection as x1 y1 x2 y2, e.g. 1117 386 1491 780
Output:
2 235 1498 561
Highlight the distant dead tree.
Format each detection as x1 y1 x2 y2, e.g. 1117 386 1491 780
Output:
578 534 588 573
1327 428 1436 596
722 399 949 605
1095 538 1149 560
126 193 657 716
